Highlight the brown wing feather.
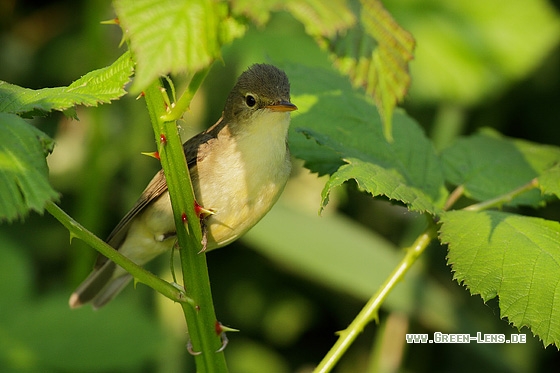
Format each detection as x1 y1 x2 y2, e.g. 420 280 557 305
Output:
94 114 227 269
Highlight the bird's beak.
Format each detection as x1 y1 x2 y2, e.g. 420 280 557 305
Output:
266 101 298 112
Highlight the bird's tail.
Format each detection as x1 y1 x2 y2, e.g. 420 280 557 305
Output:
69 261 132 309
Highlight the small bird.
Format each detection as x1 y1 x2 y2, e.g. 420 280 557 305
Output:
69 64 297 309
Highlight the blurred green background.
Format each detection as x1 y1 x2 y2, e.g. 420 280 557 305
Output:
1 0 560 372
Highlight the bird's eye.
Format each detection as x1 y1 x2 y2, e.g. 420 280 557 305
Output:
245 94 256 107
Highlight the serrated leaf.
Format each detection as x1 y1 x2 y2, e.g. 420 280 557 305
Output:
286 65 447 214
0 52 133 117
441 129 560 207
230 0 281 26
322 0 414 141
537 164 560 199
440 210 560 347
286 0 356 38
0 114 59 222
115 0 245 92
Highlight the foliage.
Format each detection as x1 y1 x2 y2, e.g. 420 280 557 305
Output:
0 115 58 222
440 210 560 347
1 0 560 372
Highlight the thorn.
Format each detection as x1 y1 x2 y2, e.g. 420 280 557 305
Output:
215 321 239 334
160 134 167 145
215 322 237 353
136 92 145 100
194 201 215 219
100 17 119 25
118 32 127 48
141 151 160 160
186 338 201 356
69 232 78 244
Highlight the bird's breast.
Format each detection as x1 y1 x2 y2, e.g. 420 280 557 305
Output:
193 111 292 248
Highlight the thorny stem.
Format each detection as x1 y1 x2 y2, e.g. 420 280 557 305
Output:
315 176 541 372
46 201 190 305
314 223 438 373
143 67 228 373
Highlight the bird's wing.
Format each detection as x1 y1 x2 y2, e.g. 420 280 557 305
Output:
94 115 227 268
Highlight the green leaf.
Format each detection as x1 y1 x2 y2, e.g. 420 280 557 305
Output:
286 65 447 214
537 164 560 199
0 114 59 222
232 0 414 140
0 52 133 117
441 129 560 207
115 0 245 92
320 0 414 141
440 210 560 347
286 0 356 38
232 0 355 35
230 0 281 27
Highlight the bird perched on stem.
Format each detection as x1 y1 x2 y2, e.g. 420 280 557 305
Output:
70 64 297 309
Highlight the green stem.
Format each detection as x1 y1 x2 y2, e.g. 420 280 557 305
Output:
314 223 437 373
160 68 211 122
443 185 465 211
463 178 539 212
46 200 188 304
143 68 228 372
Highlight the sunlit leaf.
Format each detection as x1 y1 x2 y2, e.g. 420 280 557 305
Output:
537 164 560 199
440 210 560 347
115 0 246 92
287 64 447 214
322 0 414 141
0 52 133 117
286 0 355 38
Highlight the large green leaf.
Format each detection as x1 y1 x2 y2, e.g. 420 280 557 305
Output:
537 164 560 200
114 0 245 92
0 52 133 117
0 114 59 222
286 65 447 214
440 210 560 347
441 129 560 207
